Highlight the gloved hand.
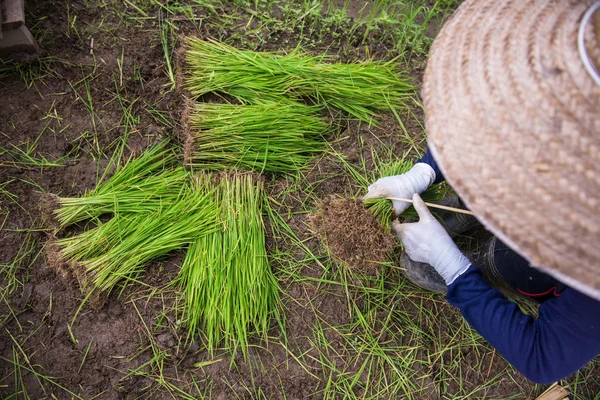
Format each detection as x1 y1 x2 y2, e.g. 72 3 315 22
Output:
392 193 471 285
363 163 436 215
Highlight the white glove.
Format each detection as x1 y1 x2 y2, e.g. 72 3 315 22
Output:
392 193 471 285
363 163 436 215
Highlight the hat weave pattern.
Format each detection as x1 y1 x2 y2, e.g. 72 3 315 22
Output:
423 0 600 297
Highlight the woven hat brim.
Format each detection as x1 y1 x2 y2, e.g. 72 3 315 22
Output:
423 0 600 299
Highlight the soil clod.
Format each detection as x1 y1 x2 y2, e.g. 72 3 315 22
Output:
38 192 61 229
310 196 396 273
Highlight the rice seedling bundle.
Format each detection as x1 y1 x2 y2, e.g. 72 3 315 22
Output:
178 172 279 356
185 102 329 173
185 38 414 123
53 143 221 294
54 142 186 227
186 39 314 103
56 215 136 262
292 62 413 124
78 177 219 293
363 158 441 231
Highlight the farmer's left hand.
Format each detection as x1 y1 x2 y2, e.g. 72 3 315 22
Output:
392 193 471 285
363 163 436 216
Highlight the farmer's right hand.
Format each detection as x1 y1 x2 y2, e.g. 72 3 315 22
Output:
363 163 436 216
393 193 471 285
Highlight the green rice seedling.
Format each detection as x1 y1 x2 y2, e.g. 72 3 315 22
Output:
54 141 185 227
329 146 441 231
186 102 329 173
56 175 220 294
178 172 279 357
56 167 189 227
292 62 413 124
84 177 219 293
185 39 304 102
185 38 414 123
56 212 143 262
363 157 441 231
158 11 176 91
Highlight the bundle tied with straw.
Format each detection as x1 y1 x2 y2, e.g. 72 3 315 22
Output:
178 172 280 357
362 157 443 231
185 102 330 173
185 38 414 124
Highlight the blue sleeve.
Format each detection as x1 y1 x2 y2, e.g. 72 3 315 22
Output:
417 148 445 184
446 265 600 384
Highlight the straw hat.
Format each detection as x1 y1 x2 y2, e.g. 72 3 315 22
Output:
422 0 600 300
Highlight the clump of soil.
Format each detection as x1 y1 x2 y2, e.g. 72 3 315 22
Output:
310 196 396 273
38 192 61 229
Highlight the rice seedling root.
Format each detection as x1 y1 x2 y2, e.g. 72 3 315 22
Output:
310 196 396 274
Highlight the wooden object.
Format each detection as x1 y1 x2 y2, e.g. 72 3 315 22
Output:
385 197 475 216
0 24 36 55
535 383 569 400
0 0 38 56
1 0 24 30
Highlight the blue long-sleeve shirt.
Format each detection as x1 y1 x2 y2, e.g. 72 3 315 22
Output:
418 149 445 184
418 148 600 384
448 266 600 384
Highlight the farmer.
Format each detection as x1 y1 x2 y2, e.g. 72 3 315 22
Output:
364 0 600 385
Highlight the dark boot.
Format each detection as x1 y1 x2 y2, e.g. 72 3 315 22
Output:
476 237 567 302
399 252 447 292
399 251 478 293
436 195 481 238
475 236 512 292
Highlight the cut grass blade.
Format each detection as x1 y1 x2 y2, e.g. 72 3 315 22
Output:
185 38 414 124
185 102 329 174
178 172 280 358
